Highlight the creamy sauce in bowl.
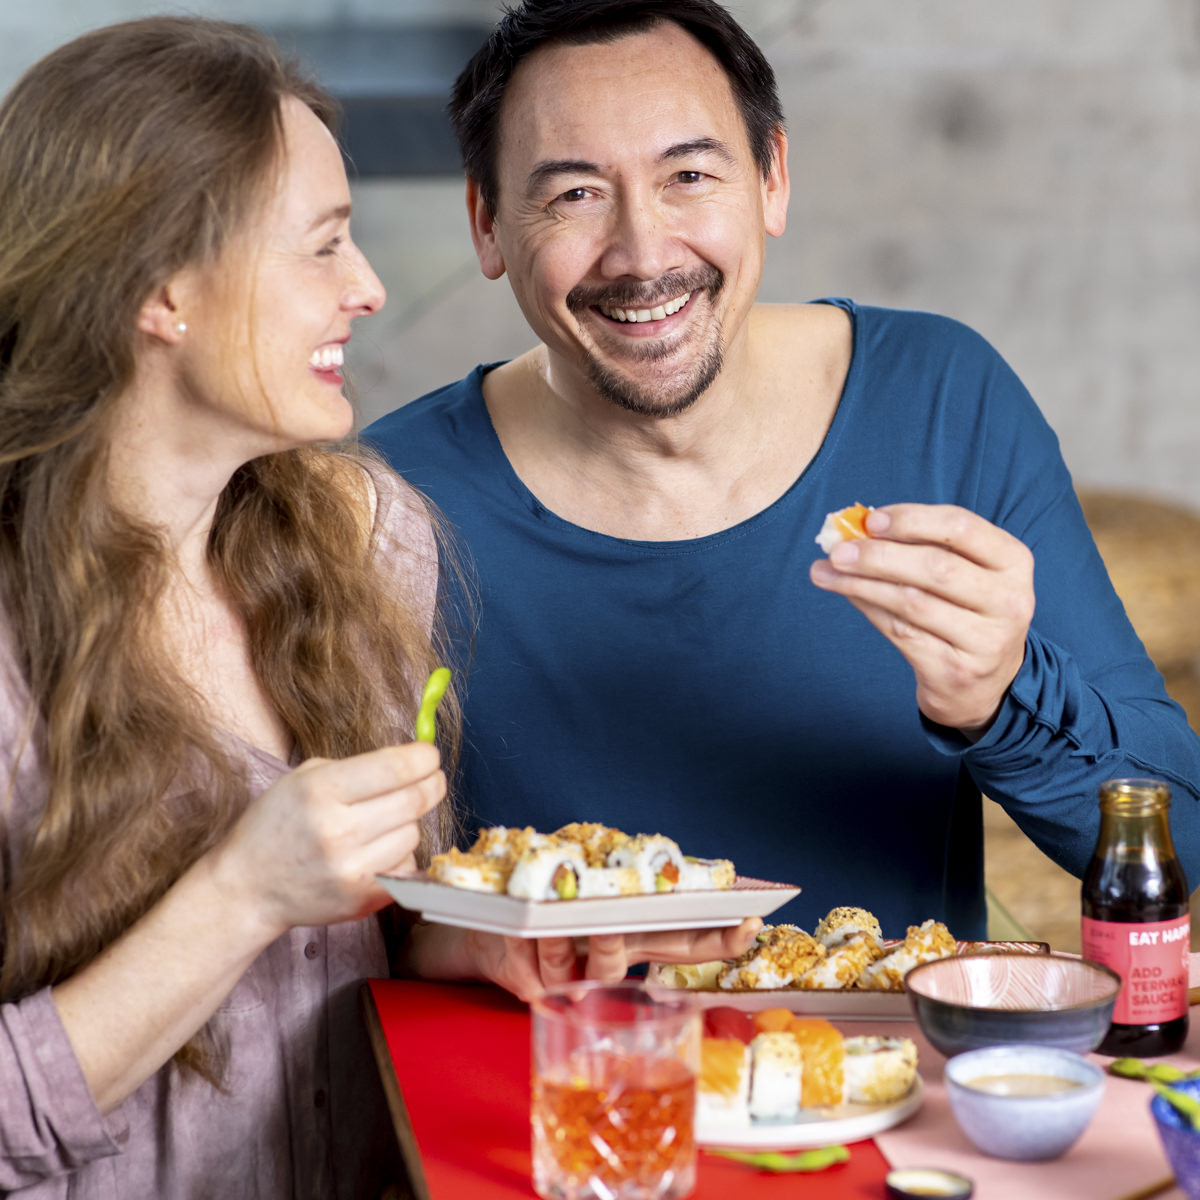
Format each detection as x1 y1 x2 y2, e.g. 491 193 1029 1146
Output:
965 1073 1084 1096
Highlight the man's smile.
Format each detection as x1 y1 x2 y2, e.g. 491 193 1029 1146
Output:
596 292 692 323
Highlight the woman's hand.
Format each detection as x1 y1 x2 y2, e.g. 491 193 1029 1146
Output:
810 503 1034 736
448 919 762 1002
214 743 446 940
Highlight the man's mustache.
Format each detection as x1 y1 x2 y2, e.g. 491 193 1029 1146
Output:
566 267 723 315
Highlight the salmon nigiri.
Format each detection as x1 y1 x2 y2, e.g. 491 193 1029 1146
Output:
814 502 873 554
788 1016 845 1108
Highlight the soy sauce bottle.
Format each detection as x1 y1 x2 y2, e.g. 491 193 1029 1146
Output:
1082 778 1190 1057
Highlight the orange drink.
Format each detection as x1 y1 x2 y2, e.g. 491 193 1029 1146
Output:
531 982 698 1200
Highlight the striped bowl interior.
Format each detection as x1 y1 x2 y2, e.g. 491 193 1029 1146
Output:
905 953 1121 1011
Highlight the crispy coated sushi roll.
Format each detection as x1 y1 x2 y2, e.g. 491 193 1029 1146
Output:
698 1038 751 1128
469 825 552 861
607 833 686 893
858 919 956 991
718 925 825 990
796 931 880 989
427 848 510 893
677 856 737 891
575 864 643 898
506 842 586 901
748 1032 802 1122
814 905 883 948
842 1036 918 1104
789 1018 844 1108
814 502 873 554
552 822 631 867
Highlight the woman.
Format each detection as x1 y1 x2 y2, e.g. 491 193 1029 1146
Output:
0 17 454 1196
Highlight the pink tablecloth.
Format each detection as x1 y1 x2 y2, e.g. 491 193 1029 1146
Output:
872 954 1200 1200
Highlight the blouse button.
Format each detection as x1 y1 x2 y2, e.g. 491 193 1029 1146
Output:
304 941 319 960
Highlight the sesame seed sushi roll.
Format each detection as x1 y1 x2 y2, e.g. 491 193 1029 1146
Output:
698 1038 751 1128
606 832 686 893
788 1017 844 1108
427 848 510 893
857 919 956 991
814 905 883 949
842 1036 918 1104
814 502 873 554
796 930 880 989
506 841 587 901
676 855 736 891
718 925 825 990
747 1032 802 1122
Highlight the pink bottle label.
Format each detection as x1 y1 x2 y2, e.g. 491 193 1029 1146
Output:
1081 915 1190 1024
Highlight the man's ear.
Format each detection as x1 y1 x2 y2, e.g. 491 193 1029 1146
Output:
136 282 188 344
466 177 507 281
762 128 790 239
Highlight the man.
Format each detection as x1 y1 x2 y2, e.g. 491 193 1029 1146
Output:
368 0 1200 942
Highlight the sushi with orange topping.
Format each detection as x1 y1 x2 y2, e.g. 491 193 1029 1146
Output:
814 502 873 554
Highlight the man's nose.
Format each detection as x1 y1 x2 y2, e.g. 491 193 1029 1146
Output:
597 194 681 281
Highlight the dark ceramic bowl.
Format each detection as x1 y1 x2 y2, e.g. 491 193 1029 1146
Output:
904 952 1121 1057
1151 1076 1200 1199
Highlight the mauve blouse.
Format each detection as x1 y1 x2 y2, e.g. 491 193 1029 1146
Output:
0 469 437 1198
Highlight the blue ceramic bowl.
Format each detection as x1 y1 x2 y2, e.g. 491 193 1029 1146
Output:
944 1044 1105 1161
905 952 1121 1057
1151 1076 1200 1199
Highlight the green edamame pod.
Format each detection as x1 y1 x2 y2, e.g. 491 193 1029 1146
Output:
1110 1058 1196 1084
708 1145 850 1173
415 668 451 743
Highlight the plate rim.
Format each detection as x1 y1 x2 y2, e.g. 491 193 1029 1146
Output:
696 1075 923 1149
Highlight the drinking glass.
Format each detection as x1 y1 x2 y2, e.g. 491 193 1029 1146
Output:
531 980 699 1200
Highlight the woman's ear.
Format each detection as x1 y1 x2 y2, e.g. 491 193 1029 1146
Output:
136 281 189 343
466 177 507 281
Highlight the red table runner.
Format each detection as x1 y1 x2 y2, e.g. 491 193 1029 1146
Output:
364 978 892 1199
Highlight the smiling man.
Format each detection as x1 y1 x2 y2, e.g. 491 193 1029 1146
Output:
367 0 1200 949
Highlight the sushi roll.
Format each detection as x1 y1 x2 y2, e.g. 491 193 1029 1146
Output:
788 1017 844 1109
747 1032 802 1122
842 1036 918 1104
797 930 881 989
506 841 587 901
718 925 825 990
427 848 510 893
652 959 727 989
814 905 883 949
676 856 737 892
858 919 956 991
698 1038 751 1128
552 822 631 867
469 825 553 861
575 864 644 898
814 502 873 554
607 833 687 893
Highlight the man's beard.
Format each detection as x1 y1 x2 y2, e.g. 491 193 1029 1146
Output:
566 267 724 418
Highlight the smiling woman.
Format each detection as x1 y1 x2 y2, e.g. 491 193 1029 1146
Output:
0 16 460 1198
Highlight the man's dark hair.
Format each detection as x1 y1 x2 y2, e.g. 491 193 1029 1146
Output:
449 0 785 217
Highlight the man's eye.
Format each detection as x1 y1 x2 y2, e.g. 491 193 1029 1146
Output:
674 171 705 185
558 187 591 203
317 236 344 257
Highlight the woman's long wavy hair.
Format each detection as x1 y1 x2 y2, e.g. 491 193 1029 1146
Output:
0 17 459 1073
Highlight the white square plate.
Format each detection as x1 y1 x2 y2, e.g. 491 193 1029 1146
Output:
376 872 800 938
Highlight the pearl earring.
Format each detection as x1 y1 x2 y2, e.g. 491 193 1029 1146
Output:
174 320 187 335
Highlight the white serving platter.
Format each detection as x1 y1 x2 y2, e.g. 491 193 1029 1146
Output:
376 872 800 938
697 1076 923 1149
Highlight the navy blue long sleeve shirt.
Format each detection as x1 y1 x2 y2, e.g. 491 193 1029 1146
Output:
366 300 1200 937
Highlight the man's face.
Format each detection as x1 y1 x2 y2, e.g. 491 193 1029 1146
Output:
472 21 788 417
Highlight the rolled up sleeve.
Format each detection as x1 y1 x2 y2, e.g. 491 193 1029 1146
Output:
0 987 127 1191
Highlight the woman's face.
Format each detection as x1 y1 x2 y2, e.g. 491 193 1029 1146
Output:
174 95 386 454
